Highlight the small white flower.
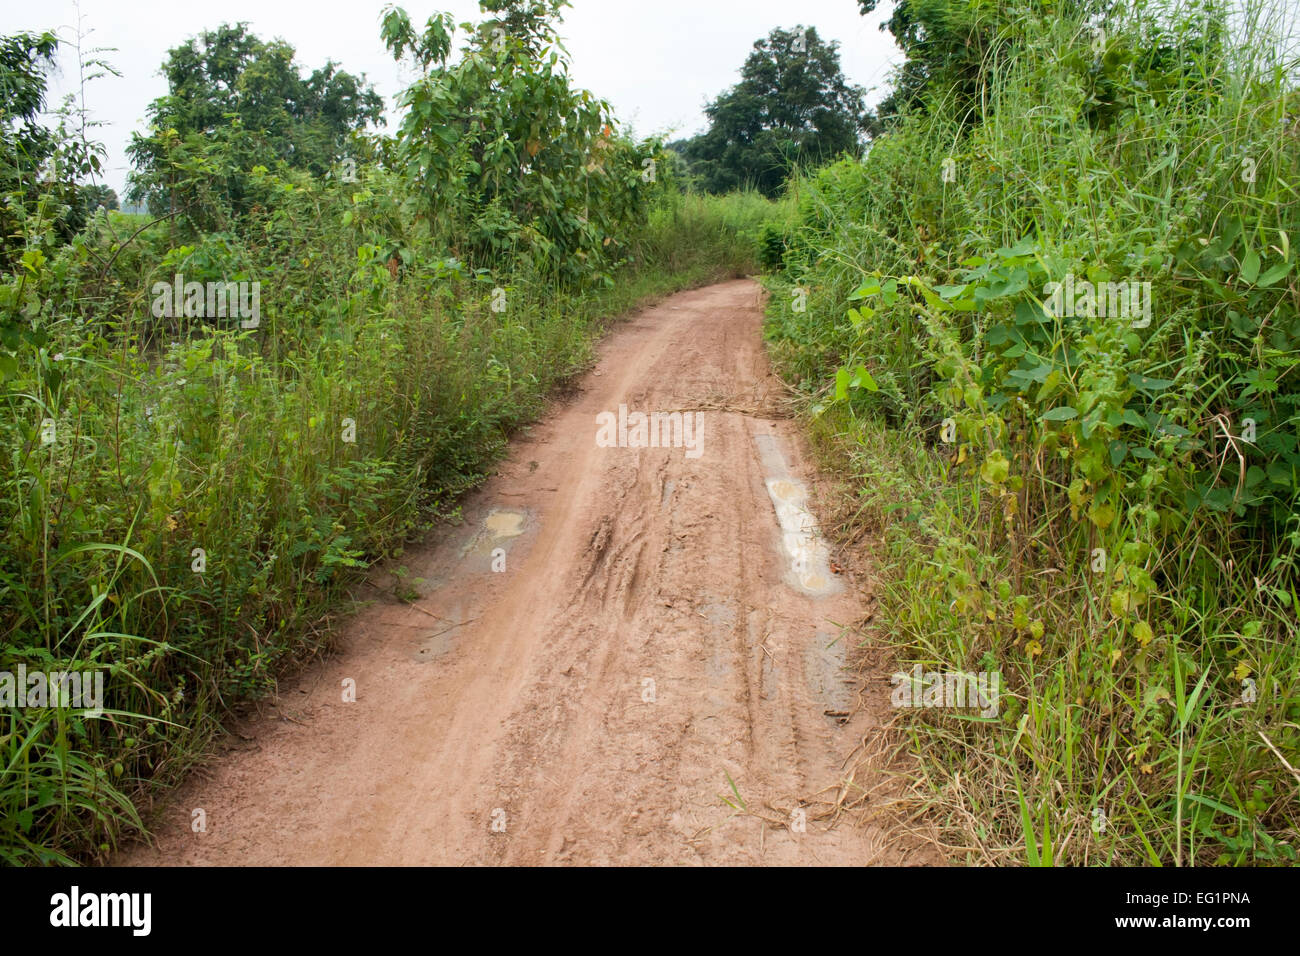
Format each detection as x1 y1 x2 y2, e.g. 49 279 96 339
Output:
53 353 64 361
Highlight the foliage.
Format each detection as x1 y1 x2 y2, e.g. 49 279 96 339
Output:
857 0 1008 123
126 22 384 229
767 0 1300 864
0 30 114 270
671 26 868 197
380 2 663 282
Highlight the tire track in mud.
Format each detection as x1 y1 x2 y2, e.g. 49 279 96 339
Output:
120 279 927 867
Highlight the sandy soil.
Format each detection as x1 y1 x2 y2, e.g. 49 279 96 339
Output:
119 278 928 866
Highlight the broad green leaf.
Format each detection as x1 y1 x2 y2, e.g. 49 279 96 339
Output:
1042 406 1079 421
980 452 1010 485
1130 372 1176 392
834 367 849 401
851 365 878 392
1241 248 1260 284
1258 261 1293 288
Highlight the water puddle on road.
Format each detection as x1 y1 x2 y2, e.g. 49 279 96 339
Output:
753 434 838 597
461 507 530 563
409 509 533 662
484 509 526 538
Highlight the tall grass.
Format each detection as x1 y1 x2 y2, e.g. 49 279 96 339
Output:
766 0 1300 865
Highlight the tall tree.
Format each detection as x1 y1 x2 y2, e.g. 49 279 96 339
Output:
127 23 384 224
672 26 867 197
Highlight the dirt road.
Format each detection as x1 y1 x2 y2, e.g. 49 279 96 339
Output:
122 279 917 866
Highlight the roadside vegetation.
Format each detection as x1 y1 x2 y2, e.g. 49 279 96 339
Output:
762 0 1300 864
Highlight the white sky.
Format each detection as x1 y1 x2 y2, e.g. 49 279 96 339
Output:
1 0 904 197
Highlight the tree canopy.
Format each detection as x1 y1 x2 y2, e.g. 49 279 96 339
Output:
381 0 661 279
671 26 867 197
127 23 384 222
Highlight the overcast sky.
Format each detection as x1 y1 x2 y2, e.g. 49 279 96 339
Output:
2 0 904 198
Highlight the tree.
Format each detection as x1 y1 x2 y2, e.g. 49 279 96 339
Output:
0 30 64 374
0 31 58 178
127 23 384 225
857 0 1110 125
381 1 662 280
857 0 986 122
671 26 867 197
